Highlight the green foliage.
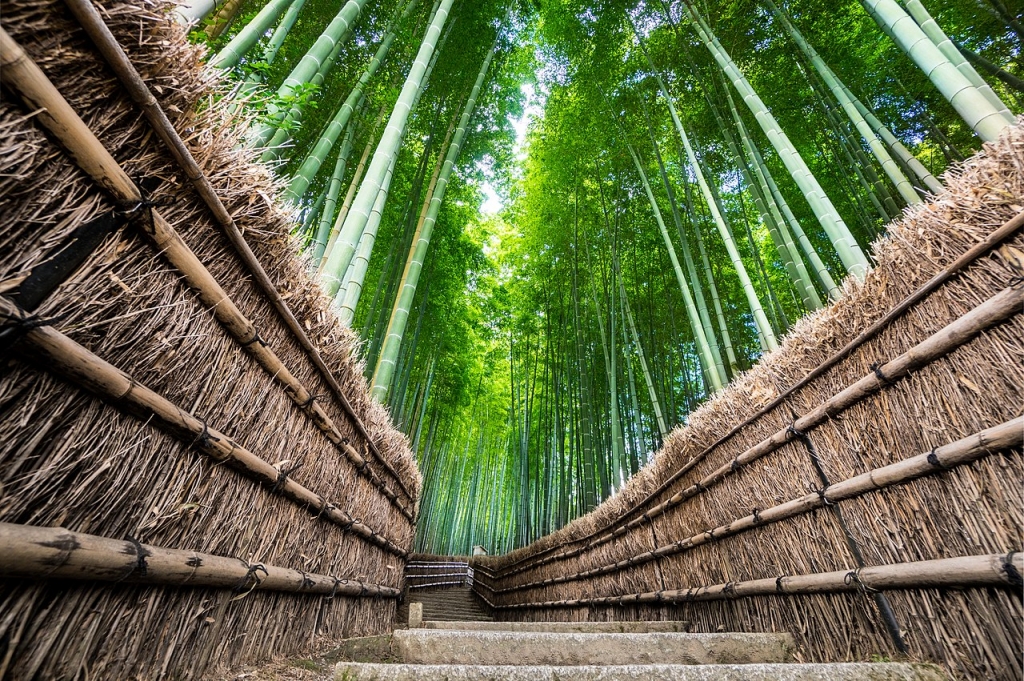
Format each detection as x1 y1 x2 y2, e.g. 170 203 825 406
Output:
190 0 1021 555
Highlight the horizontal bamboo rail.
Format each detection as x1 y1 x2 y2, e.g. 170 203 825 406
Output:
493 208 1024 578
0 297 408 558
496 283 1024 579
476 553 1023 610
0 27 413 521
488 416 1023 593
0 522 401 598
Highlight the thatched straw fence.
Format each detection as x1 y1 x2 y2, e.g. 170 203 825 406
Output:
0 0 421 678
473 125 1024 680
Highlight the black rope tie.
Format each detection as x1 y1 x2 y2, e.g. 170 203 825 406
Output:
869 362 890 385
775 576 786 593
126 535 149 576
722 582 736 598
731 459 741 473
810 483 834 507
328 577 342 601
234 562 269 593
752 508 762 524
0 310 71 345
787 423 807 441
926 448 947 470
706 527 718 542
195 419 220 450
1003 552 1022 589
300 571 315 590
298 393 318 409
240 330 267 348
844 568 878 594
272 461 304 493
694 481 706 493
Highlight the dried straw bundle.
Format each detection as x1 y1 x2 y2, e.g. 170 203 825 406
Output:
475 124 1024 680
0 0 423 678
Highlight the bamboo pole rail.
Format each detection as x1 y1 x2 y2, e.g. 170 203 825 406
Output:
0 297 408 558
493 208 1024 578
495 282 1024 579
0 522 401 598
0 27 413 521
488 416 1023 592
475 553 1023 610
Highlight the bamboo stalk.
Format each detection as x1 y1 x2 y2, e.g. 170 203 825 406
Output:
490 417 1023 592
0 522 401 598
492 209 1024 578
0 25 414 517
475 553 1023 609
0 297 408 558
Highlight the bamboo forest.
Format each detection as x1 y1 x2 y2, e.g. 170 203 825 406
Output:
184 0 1020 555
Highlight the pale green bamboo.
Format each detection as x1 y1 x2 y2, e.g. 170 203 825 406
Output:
174 0 221 25
765 0 921 206
309 115 358 263
211 0 292 69
335 151 400 325
843 85 943 194
370 38 497 399
725 85 840 298
860 0 1013 141
903 0 1015 124
249 0 369 148
619 272 668 438
626 143 724 393
323 0 456 301
319 103 386 273
286 0 420 202
632 65 731 382
228 0 306 114
681 0 870 278
661 83 778 349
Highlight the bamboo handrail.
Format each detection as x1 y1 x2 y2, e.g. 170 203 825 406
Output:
0 27 413 520
0 297 408 558
487 416 1023 593
493 208 1024 577
495 283 1024 579
0 522 401 598
475 553 1023 610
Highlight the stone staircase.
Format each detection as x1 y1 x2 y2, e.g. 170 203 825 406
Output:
335 618 946 679
396 585 493 623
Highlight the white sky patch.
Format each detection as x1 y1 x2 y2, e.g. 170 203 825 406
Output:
479 83 544 216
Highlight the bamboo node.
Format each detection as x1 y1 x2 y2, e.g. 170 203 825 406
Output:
1003 553 1022 588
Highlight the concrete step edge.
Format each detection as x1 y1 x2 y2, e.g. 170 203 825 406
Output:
334 662 948 680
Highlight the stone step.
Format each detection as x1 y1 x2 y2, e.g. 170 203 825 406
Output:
421 620 691 633
392 630 795 666
334 662 947 680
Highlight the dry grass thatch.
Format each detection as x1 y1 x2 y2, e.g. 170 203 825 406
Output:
474 124 1024 680
0 0 424 678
